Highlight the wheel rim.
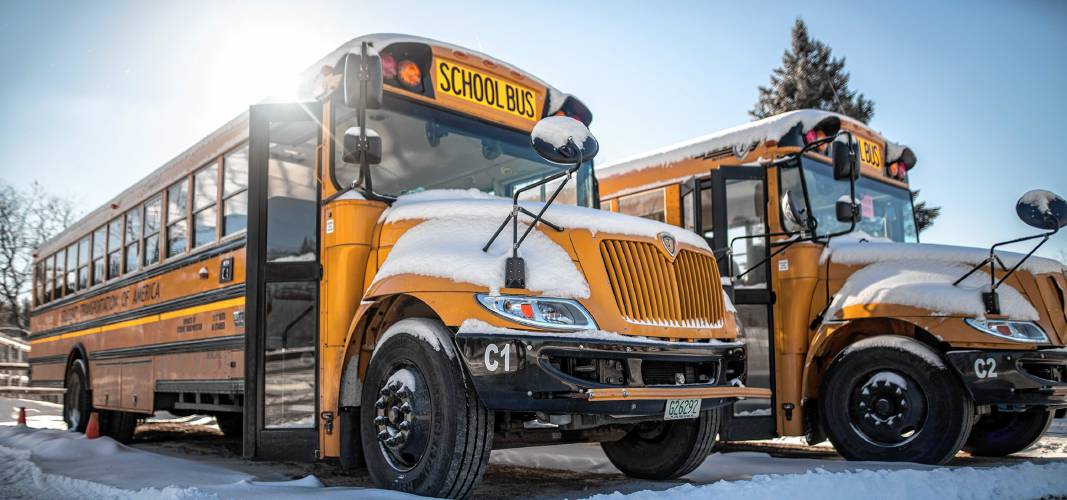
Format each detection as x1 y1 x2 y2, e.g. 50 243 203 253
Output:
847 370 927 447
374 364 432 472
65 370 82 430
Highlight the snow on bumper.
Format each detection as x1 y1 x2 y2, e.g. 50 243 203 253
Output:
453 331 766 415
946 348 1067 406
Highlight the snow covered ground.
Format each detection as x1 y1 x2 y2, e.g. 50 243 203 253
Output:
2 397 1067 499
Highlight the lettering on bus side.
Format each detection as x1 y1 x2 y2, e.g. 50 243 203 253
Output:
436 60 537 120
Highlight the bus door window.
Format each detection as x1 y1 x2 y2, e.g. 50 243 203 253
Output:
263 281 317 429
266 122 318 262
725 179 768 289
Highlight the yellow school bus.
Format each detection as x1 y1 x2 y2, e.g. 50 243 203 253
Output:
28 34 764 497
598 109 1067 464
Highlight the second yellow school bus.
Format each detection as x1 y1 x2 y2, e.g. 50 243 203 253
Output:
598 109 1067 464
28 34 764 497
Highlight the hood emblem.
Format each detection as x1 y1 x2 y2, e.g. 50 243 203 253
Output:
658 232 678 258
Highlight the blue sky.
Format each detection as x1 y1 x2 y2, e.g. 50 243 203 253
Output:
1 0 1064 259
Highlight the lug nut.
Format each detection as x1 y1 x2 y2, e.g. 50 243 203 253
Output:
380 386 393 397
375 398 387 409
374 416 389 425
399 421 410 431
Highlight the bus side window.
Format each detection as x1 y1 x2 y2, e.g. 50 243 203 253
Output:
125 207 141 274
107 217 122 279
193 164 218 249
167 180 188 258
44 255 54 303
617 189 666 222
222 146 248 237
144 196 162 266
92 227 106 286
77 236 90 290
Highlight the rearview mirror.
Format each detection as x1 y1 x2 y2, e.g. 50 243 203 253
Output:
832 142 858 181
781 190 811 232
531 116 599 165
342 52 383 110
1017 189 1067 230
836 198 858 223
342 127 382 165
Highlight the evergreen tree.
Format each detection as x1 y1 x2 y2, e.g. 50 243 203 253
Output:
752 18 940 233
751 18 874 123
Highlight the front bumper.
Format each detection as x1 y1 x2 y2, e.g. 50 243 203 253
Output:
945 348 1067 407
454 331 770 415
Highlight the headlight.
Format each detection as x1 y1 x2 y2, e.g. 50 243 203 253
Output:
476 294 597 331
965 318 1049 343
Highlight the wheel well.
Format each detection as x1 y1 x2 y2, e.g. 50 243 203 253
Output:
64 343 89 387
804 318 949 399
338 294 441 408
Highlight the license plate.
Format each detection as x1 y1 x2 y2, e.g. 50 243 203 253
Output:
664 399 702 420
856 136 883 171
435 58 539 122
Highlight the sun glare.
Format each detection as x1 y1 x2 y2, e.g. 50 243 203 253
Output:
202 17 336 115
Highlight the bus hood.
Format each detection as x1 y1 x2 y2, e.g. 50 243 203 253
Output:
370 189 709 298
822 238 1067 343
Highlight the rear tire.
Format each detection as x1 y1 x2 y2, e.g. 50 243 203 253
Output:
360 319 493 498
216 412 243 439
963 408 1053 457
820 336 974 464
601 409 719 479
63 358 92 433
101 411 138 444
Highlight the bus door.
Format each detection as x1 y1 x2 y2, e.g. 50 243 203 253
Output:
245 102 323 460
709 167 776 440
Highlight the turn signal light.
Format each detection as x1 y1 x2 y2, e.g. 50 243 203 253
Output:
886 161 907 181
397 59 422 89
804 129 829 153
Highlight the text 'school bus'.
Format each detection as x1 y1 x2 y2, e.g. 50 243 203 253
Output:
597 109 1067 465
27 34 765 497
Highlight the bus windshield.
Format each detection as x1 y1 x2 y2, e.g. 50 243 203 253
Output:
333 95 595 206
780 157 918 243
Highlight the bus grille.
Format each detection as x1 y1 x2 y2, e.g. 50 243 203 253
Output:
599 240 725 328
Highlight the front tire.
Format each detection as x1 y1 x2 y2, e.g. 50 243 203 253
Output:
820 336 974 464
360 319 493 498
63 358 92 433
601 409 719 479
964 408 1053 457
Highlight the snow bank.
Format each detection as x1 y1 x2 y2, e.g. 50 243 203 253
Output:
373 189 712 297
458 319 731 344
586 461 1067 500
822 238 1066 276
0 426 418 499
826 260 1039 321
597 110 861 178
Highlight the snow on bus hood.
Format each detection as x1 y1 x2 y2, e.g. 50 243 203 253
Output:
822 235 1059 321
821 236 1067 276
380 189 709 249
371 190 709 299
826 260 1040 322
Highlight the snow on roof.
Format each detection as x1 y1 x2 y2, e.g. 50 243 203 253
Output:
597 110 865 179
826 260 1040 322
296 33 577 116
821 237 1067 276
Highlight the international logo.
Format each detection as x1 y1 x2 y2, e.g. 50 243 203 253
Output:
658 232 678 258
